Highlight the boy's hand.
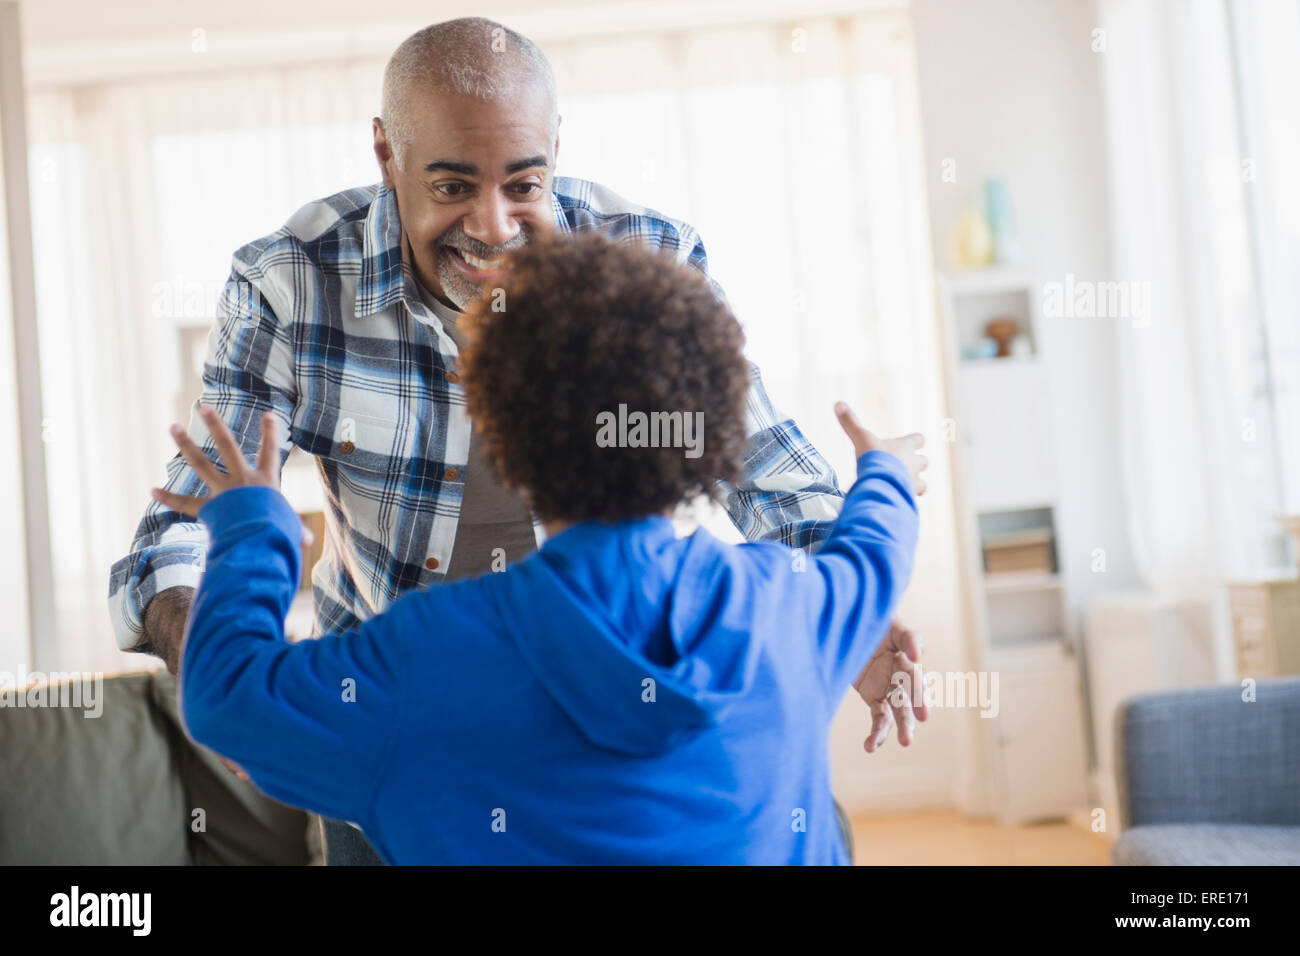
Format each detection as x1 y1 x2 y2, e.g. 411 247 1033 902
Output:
150 402 313 553
151 405 284 515
834 401 928 496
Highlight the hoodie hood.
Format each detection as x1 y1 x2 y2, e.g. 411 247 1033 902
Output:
491 516 763 757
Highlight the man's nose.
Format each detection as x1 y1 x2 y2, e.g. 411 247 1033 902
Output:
462 193 520 249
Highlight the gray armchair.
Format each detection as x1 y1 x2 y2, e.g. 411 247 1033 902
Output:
1112 676 1300 865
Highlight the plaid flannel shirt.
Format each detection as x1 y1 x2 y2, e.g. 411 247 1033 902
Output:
107 177 845 653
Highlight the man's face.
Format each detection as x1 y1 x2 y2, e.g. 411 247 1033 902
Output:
374 88 559 311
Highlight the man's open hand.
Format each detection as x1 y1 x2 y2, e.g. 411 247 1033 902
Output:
854 621 927 752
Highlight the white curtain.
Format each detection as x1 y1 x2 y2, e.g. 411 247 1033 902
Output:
25 9 964 809
27 63 383 674
1099 0 1299 625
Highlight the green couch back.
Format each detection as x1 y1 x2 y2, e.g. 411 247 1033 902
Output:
0 669 312 865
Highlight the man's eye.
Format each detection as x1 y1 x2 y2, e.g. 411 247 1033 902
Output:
435 183 468 197
512 182 540 196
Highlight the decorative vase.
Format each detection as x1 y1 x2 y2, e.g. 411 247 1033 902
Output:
985 177 1022 265
954 208 994 267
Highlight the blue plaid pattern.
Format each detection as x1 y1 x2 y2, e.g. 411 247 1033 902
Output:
108 178 845 652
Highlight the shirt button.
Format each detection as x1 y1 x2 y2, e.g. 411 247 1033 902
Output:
445 467 460 481
340 440 355 454
425 557 440 570
444 371 460 383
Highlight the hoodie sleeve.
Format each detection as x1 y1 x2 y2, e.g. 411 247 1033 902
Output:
179 485 409 827
804 450 919 696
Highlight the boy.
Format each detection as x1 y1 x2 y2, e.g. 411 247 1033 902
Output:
156 232 927 864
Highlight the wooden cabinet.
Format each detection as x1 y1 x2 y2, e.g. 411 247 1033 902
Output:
1228 576 1300 679
989 643 1090 825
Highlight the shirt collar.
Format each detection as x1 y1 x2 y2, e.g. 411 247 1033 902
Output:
355 184 572 319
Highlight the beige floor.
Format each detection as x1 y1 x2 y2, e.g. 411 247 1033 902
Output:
850 809 1113 865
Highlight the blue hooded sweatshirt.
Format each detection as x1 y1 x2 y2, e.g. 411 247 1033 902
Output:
180 449 918 864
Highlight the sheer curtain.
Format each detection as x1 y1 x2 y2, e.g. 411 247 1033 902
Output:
1099 0 1300 671
27 8 964 808
27 62 382 673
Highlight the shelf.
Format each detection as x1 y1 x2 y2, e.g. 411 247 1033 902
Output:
988 636 1073 671
975 502 1057 516
940 266 1037 296
958 355 1041 369
984 572 1063 595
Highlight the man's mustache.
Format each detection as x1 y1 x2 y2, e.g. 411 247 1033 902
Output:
440 229 531 260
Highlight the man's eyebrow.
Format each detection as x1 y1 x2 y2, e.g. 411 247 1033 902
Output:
505 155 548 174
424 159 477 174
422 156 549 175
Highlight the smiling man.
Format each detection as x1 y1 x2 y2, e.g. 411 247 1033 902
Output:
379 25 556 306
108 17 922 865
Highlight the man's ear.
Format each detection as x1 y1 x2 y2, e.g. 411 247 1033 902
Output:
372 118 397 190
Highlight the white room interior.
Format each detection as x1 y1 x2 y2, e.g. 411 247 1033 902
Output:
1 0 1295 865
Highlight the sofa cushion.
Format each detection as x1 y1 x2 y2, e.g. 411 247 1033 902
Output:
1113 824 1300 865
148 671 313 865
0 671 191 864
0 669 312 865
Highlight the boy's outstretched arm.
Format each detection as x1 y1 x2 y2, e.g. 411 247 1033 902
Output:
152 407 408 830
684 232 926 752
801 403 927 714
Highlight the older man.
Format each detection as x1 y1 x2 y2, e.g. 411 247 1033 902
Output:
108 17 922 865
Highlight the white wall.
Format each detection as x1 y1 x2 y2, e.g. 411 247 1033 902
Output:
911 0 1139 629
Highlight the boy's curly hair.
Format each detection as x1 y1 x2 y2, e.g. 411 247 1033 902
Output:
458 230 751 524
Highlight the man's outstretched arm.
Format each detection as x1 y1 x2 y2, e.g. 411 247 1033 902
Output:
721 360 846 550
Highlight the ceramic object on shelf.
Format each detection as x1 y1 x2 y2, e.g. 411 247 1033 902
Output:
962 338 999 360
985 177 1022 265
984 316 1020 357
953 208 994 267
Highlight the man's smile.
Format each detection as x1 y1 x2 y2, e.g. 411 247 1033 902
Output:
444 245 507 281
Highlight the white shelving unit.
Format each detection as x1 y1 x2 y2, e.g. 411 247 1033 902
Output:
937 266 1090 825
